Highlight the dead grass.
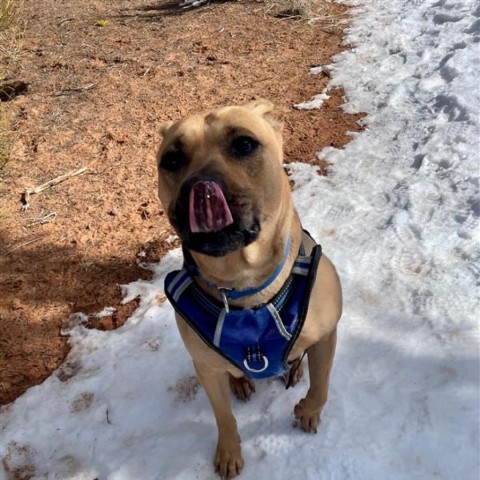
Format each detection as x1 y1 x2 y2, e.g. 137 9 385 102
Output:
266 0 315 18
0 0 23 171
265 0 349 28
0 105 9 170
0 0 14 27
0 0 21 78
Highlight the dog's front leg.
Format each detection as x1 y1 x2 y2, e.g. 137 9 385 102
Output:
194 361 244 478
294 328 337 433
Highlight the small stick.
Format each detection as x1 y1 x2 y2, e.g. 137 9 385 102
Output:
21 167 87 211
53 83 97 96
6 236 42 254
57 17 74 26
26 211 57 226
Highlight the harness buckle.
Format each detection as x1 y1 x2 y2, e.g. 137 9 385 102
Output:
244 346 269 373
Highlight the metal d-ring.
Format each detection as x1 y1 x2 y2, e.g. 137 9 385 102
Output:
243 355 269 373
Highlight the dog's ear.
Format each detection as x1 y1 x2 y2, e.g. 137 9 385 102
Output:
243 99 284 131
160 121 174 137
243 99 274 115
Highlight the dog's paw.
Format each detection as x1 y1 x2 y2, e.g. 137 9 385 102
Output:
293 397 322 433
214 438 244 479
229 375 255 402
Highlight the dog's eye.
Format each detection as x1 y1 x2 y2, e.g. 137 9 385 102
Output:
160 150 186 172
229 136 260 158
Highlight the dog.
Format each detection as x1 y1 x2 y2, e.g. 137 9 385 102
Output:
157 100 342 478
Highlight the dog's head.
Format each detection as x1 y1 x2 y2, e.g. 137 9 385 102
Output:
156 100 285 257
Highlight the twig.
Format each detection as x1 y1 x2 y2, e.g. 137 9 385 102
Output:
21 167 88 211
53 83 97 96
26 211 57 226
307 14 348 27
57 17 74 26
6 236 42 254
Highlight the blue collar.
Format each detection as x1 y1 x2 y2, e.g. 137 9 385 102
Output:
184 237 292 303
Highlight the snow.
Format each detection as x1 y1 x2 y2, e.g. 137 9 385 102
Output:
93 307 116 318
294 90 331 110
1 1 479 479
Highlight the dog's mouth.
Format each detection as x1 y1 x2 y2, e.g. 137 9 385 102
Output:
170 178 261 257
189 181 234 234
182 222 261 257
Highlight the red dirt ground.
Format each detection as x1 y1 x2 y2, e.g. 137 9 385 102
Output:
0 0 362 406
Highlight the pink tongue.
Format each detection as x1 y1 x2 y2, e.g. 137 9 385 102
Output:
189 181 234 233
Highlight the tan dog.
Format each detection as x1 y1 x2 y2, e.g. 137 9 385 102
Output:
157 100 342 478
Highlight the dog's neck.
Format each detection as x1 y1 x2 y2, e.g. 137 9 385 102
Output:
189 200 302 308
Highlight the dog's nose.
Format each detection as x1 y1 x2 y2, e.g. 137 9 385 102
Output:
180 166 227 198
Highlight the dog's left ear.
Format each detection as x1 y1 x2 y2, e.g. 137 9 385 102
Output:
160 121 174 137
243 99 284 131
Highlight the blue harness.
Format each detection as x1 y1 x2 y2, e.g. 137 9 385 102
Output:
165 236 322 381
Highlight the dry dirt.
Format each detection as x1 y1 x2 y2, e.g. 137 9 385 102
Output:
0 0 362 406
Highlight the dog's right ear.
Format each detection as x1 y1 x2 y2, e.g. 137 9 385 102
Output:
160 121 174 137
243 99 274 116
243 99 283 132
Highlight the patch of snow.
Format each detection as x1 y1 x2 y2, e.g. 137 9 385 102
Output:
309 65 330 75
166 234 179 243
294 90 330 110
93 306 116 318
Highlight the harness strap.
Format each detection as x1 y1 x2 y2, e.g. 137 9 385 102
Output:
266 303 292 340
168 270 193 302
292 255 312 276
213 309 227 347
